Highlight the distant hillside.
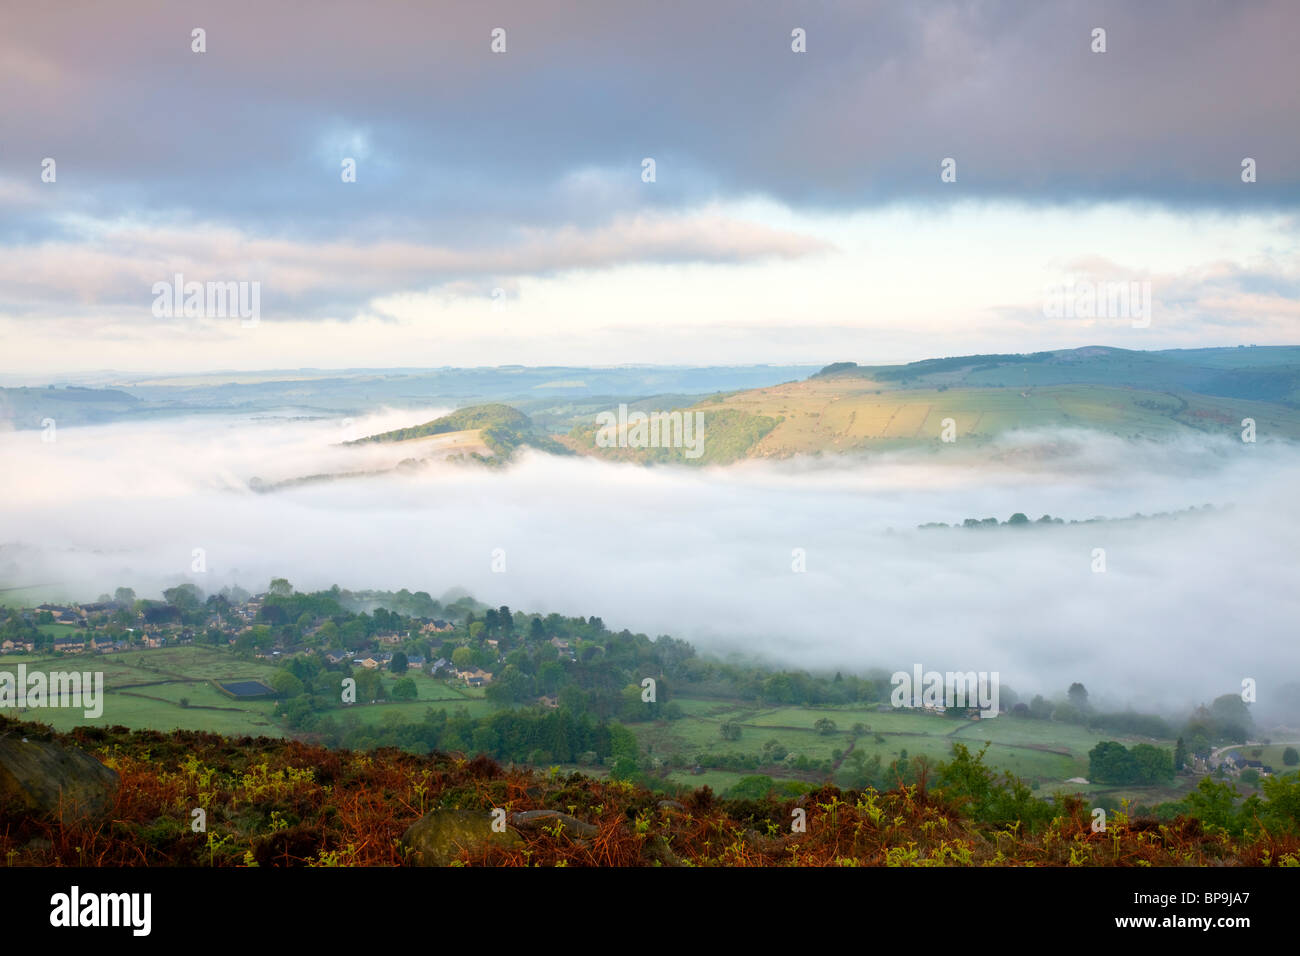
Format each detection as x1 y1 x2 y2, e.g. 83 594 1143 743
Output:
563 346 1300 463
0 386 143 429
565 406 782 466
813 346 1300 404
349 403 529 443
348 403 570 460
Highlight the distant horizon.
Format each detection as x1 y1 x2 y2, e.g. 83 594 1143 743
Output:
4 342 1297 388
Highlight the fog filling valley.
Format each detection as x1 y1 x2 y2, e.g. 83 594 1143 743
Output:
2 409 1297 718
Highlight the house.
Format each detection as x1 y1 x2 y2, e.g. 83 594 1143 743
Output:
456 667 493 686
38 604 79 623
430 657 453 674
360 658 382 669
537 695 559 710
406 655 426 670
80 601 121 614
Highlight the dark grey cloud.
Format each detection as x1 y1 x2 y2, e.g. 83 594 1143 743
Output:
1 0 1296 247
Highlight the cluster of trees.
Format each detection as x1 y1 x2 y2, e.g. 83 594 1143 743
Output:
1088 741 1175 785
307 705 617 766
0 608 47 650
919 514 1064 529
1153 774 1300 836
687 746 834 777
1010 683 1254 751
936 743 1300 836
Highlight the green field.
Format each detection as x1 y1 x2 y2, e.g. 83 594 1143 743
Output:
633 696 1183 796
36 623 81 638
1 646 285 736
0 648 512 737
0 647 1221 809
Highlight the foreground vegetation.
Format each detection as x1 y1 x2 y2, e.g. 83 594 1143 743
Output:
3 717 1298 867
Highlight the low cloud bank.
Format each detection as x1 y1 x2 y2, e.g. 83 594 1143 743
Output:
1 414 1295 716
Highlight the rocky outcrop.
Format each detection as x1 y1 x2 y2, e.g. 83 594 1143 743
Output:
507 809 598 839
0 734 119 819
399 809 522 866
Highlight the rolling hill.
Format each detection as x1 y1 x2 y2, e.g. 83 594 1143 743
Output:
565 346 1300 463
347 403 571 460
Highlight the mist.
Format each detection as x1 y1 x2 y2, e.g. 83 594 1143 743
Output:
2 411 1297 718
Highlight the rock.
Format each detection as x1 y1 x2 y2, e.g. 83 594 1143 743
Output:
656 799 686 812
644 834 685 867
0 734 119 819
400 809 522 866
509 809 599 839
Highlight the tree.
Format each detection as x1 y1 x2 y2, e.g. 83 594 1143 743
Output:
270 670 305 698
1173 737 1188 772
114 587 136 605
1130 744 1174 784
608 724 639 780
1067 682 1089 710
1088 741 1138 784
1007 512 1029 525
813 717 838 735
354 668 384 701
389 651 409 675
317 620 340 648
1283 746 1299 767
724 776 775 801
268 578 293 597
451 647 474 669
762 739 788 763
163 583 205 610
1185 777 1242 833
720 722 742 741
1052 702 1084 724
1209 694 1253 742
391 677 418 701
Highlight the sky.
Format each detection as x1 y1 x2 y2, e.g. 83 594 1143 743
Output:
1 0 1298 371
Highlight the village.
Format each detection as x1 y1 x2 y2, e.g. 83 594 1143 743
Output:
0 592 534 692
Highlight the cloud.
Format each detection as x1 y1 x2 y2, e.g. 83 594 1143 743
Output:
0 0 1296 244
1 411 1296 714
0 210 830 318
